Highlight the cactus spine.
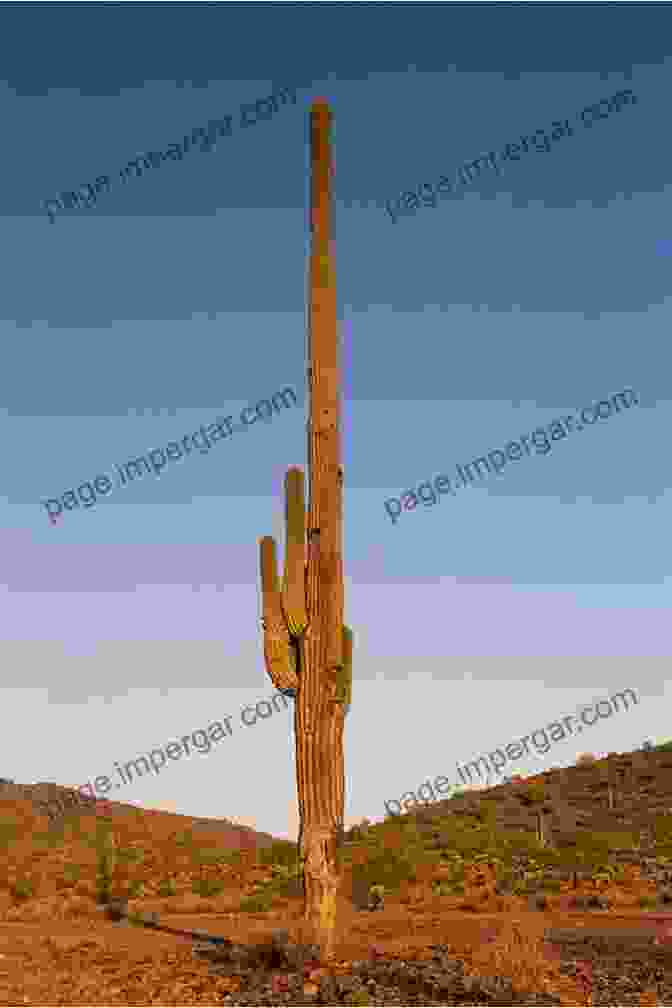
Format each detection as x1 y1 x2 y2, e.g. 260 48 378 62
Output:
258 98 346 961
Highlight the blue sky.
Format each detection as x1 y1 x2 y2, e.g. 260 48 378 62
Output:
1 2 670 838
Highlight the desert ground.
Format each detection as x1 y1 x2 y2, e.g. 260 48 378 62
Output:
1 745 672 1004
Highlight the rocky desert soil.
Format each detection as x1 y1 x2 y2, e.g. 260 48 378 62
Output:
1 744 672 1003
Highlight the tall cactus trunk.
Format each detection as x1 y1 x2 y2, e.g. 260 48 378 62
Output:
258 99 346 961
295 99 343 961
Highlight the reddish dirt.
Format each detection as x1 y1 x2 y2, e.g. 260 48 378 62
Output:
0 903 665 1004
1 771 672 1003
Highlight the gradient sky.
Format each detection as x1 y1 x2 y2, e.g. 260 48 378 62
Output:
2 2 670 840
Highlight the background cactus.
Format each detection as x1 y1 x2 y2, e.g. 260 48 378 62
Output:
257 99 346 961
95 829 117 904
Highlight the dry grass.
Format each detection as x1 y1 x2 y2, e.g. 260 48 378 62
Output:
462 914 591 1005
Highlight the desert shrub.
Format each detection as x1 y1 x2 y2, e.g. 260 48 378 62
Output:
0 820 17 852
11 877 35 901
192 878 224 898
540 879 563 892
96 876 113 903
494 828 542 854
589 830 636 851
258 840 298 869
495 866 516 889
194 847 231 866
352 848 417 893
529 849 564 867
431 880 456 897
61 864 81 888
638 894 658 909
654 816 672 844
517 783 549 806
249 861 303 901
216 848 243 867
269 875 303 899
30 830 59 854
126 880 145 899
442 861 466 884
117 846 145 864
46 822 66 847
239 892 273 913
269 862 301 881
345 992 370 1006
174 829 195 848
157 878 177 897
450 827 492 856
522 868 544 885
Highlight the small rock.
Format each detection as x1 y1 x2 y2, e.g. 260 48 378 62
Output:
105 899 128 921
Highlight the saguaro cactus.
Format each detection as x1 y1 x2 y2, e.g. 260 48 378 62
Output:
258 99 349 961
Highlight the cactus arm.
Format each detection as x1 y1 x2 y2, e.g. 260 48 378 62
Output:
334 625 352 705
281 468 308 637
260 536 299 691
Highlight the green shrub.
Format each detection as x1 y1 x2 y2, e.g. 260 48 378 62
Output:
351 848 417 894
654 816 672 844
431 880 455 897
588 830 636 851
239 892 273 913
31 830 57 854
118 846 145 864
96 879 112 904
97 849 116 879
11 877 34 901
61 864 81 887
269 875 303 899
253 861 303 902
0 820 17 852
46 823 66 847
540 879 564 892
158 878 177 897
258 841 299 869
192 878 225 898
271 861 300 878
345 992 370 1005
518 783 549 806
195 848 231 866
216 849 243 867
174 829 195 848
